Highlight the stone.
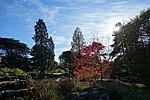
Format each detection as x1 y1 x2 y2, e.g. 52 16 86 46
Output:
65 87 109 100
66 92 78 100
0 73 28 99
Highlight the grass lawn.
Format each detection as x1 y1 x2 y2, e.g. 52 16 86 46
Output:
52 72 64 75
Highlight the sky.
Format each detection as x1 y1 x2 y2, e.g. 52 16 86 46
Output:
0 0 150 62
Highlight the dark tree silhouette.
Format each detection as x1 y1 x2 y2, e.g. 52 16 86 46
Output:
59 50 73 77
0 37 29 70
110 8 150 85
31 19 55 73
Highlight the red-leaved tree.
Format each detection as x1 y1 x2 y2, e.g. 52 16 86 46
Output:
73 41 107 81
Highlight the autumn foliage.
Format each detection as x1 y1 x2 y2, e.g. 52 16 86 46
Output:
73 41 108 81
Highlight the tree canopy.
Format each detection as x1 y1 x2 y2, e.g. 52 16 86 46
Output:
0 37 30 69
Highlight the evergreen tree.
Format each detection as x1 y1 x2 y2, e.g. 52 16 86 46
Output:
70 27 85 77
31 19 55 72
71 27 84 52
47 36 55 69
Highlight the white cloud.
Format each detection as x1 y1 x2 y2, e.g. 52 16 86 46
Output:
53 35 68 45
30 0 60 24
110 1 128 5
6 0 60 26
54 0 104 4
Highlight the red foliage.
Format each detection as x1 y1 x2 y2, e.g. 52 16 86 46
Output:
73 41 107 81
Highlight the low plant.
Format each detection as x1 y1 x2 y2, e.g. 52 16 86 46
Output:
58 78 75 95
13 68 27 75
26 78 63 100
1 67 13 73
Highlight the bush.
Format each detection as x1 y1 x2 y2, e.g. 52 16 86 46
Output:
59 78 75 95
1 67 13 73
27 69 40 75
13 68 27 75
1 67 27 75
26 79 63 100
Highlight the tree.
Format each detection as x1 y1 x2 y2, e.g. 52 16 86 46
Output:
73 41 106 81
0 37 30 70
71 27 85 72
110 8 150 85
59 51 72 64
71 27 84 52
59 50 73 77
31 19 55 73
47 36 55 69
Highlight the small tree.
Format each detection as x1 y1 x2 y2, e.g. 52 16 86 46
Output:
59 50 73 78
73 41 106 81
71 27 84 52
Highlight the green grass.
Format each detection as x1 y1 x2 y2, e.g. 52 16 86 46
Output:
52 72 64 75
46 69 65 74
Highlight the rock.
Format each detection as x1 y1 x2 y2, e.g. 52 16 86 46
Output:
88 91 100 100
79 92 88 100
55 77 61 82
0 74 28 99
99 93 110 100
66 92 78 100
66 87 109 100
16 97 25 100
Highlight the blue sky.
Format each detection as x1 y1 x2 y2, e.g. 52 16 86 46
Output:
0 0 150 62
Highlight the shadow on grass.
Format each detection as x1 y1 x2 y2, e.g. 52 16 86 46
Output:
99 81 150 100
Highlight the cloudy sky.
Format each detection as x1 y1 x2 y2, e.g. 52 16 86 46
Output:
0 0 150 62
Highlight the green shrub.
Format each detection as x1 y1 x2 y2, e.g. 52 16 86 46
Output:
0 71 4 76
13 68 27 75
1 67 27 75
1 67 13 73
27 69 40 75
